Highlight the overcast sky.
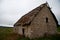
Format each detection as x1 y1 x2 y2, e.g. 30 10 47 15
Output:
0 0 60 27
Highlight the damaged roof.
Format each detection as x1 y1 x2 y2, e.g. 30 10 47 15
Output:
14 3 58 26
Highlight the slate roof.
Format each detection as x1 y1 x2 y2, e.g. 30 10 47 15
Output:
14 3 58 26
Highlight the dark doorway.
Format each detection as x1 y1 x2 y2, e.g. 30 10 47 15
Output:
22 28 25 37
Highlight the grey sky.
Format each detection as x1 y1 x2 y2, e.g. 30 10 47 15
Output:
0 0 60 27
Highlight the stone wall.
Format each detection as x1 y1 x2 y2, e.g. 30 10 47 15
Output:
29 5 57 38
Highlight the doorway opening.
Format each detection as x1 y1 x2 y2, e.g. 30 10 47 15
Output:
22 28 25 37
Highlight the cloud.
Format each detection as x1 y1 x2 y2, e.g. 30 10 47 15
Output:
0 0 60 27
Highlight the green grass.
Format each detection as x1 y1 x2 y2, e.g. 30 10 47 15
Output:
16 34 60 40
57 26 60 32
0 27 60 40
0 27 13 40
0 27 13 33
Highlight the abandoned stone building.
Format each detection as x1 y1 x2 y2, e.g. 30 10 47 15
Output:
14 3 58 38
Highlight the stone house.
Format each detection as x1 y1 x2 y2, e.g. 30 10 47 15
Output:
14 3 58 38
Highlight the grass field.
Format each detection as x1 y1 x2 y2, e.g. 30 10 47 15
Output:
57 26 60 32
0 26 60 40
